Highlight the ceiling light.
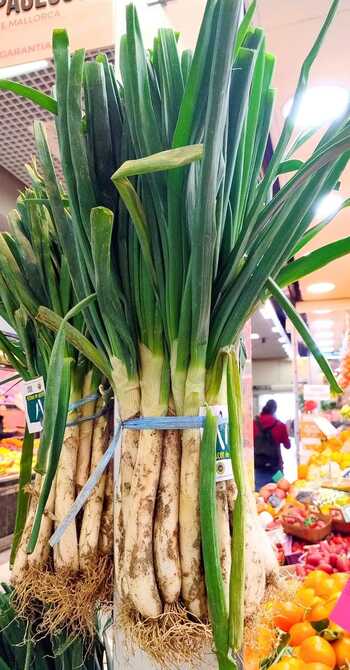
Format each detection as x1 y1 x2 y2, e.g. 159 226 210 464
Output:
315 331 334 340
0 60 49 79
315 191 343 221
271 326 279 333
250 333 260 340
278 337 286 343
283 85 349 129
313 309 332 315
313 319 334 329
307 282 335 295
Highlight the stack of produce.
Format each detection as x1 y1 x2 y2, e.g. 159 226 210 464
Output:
338 330 350 390
2 0 350 666
295 537 350 577
264 569 350 669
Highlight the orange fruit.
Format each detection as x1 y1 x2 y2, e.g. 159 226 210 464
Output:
303 664 333 670
243 647 260 670
310 596 324 608
270 660 305 670
333 637 350 667
305 571 329 591
299 636 336 668
314 576 337 599
323 595 341 618
333 572 350 589
307 602 330 623
273 601 305 632
289 622 316 647
295 588 317 609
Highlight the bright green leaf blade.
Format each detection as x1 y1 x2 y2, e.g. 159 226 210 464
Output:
0 80 57 114
36 306 111 380
267 278 342 394
10 428 34 566
277 235 350 287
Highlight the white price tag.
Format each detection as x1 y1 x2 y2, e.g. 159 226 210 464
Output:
22 377 45 434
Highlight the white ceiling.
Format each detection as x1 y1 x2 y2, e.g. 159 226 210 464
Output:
256 0 350 304
253 0 350 358
251 308 289 359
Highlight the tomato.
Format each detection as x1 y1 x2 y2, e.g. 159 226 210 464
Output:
273 601 304 632
289 622 316 647
299 636 336 669
332 637 350 667
295 588 317 609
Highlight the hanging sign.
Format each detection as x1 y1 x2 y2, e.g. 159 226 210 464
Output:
0 0 114 68
303 384 331 402
23 376 45 433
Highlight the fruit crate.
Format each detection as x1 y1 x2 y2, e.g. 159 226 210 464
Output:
282 514 332 543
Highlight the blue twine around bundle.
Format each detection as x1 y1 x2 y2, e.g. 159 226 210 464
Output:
65 393 110 427
49 412 227 548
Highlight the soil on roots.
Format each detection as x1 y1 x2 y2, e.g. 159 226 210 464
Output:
12 553 113 639
118 599 212 668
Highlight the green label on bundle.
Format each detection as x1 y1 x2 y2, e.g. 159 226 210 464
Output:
23 376 45 434
200 405 233 482
216 416 233 482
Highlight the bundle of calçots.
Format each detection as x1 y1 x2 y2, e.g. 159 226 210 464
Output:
0 180 114 635
2 0 350 667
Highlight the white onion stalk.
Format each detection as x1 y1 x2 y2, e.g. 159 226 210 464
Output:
111 358 140 596
53 388 81 573
98 462 114 556
124 345 167 618
12 474 42 582
79 398 109 568
154 425 181 604
28 476 56 568
76 370 97 490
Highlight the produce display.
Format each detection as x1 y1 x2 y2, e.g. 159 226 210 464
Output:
0 0 350 668
264 570 350 669
338 330 350 390
0 438 23 477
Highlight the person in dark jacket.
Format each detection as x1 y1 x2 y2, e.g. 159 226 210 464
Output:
253 399 291 491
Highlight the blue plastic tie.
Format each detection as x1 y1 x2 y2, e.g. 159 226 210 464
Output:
49 413 227 547
50 422 122 548
68 393 99 412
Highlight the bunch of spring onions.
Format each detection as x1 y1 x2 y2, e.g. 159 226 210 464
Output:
0 180 114 634
2 0 350 666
